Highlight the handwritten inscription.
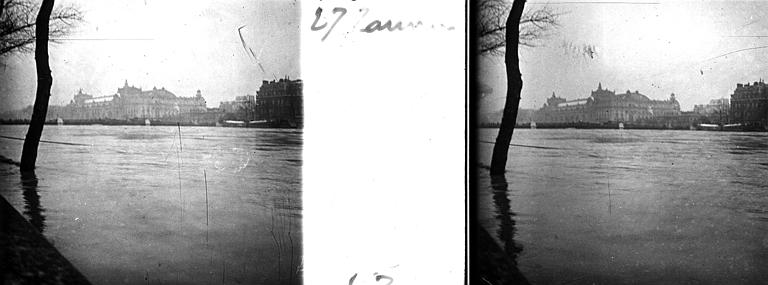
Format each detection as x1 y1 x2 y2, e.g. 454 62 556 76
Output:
349 272 394 285
311 7 455 41
311 7 347 41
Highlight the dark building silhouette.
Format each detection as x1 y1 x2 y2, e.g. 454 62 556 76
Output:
256 77 303 127
730 79 768 129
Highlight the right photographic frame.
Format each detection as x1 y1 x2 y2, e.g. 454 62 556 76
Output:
469 0 768 284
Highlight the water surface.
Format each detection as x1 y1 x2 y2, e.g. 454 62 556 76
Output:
0 125 302 284
477 129 768 284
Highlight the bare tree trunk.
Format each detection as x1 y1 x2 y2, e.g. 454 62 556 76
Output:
489 0 526 175
20 0 54 171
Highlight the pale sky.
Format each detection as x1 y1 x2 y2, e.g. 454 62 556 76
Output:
479 0 768 113
0 0 299 112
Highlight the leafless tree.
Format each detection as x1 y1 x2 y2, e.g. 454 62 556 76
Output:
474 0 560 175
19 0 53 171
0 0 82 57
476 0 560 57
0 0 81 170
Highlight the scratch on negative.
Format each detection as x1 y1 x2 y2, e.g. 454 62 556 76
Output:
237 25 266 74
704 45 768 62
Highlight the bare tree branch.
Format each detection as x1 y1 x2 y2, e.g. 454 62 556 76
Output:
475 0 561 57
0 0 83 58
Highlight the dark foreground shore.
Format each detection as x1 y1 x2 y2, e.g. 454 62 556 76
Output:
1 195 91 285
471 226 529 285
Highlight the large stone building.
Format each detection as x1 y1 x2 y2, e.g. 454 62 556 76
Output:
534 83 681 124
256 77 302 127
730 79 767 129
58 81 208 121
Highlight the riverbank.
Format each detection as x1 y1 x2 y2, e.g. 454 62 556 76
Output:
1 194 91 284
477 122 768 132
0 119 301 129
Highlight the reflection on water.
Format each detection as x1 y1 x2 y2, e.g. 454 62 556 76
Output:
477 129 768 284
472 174 529 284
490 175 522 260
20 171 45 233
725 134 768 155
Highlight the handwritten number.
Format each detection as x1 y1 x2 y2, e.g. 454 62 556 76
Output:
311 8 327 31
327 8 347 41
312 7 347 41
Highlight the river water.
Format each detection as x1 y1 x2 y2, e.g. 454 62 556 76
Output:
476 128 768 284
0 125 302 284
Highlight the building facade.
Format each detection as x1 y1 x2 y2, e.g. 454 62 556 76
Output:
730 79 768 128
256 77 302 127
59 81 208 121
534 83 681 124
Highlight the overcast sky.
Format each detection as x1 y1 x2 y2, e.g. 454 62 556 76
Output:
0 0 299 112
479 0 768 113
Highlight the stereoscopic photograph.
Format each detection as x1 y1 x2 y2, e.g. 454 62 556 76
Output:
471 0 767 284
1 0 301 284
5 0 764 284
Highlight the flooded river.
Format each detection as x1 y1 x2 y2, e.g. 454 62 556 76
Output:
476 128 768 284
0 125 302 284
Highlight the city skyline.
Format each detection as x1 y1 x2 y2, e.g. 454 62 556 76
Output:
478 0 768 113
0 0 299 113
0 77 304 127
55 78 294 108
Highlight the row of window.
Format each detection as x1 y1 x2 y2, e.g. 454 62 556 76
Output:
732 102 767 109
734 112 768 120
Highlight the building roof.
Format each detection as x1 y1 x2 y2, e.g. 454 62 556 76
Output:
615 92 651 102
84 96 115 104
140 89 177 99
557 99 589 107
